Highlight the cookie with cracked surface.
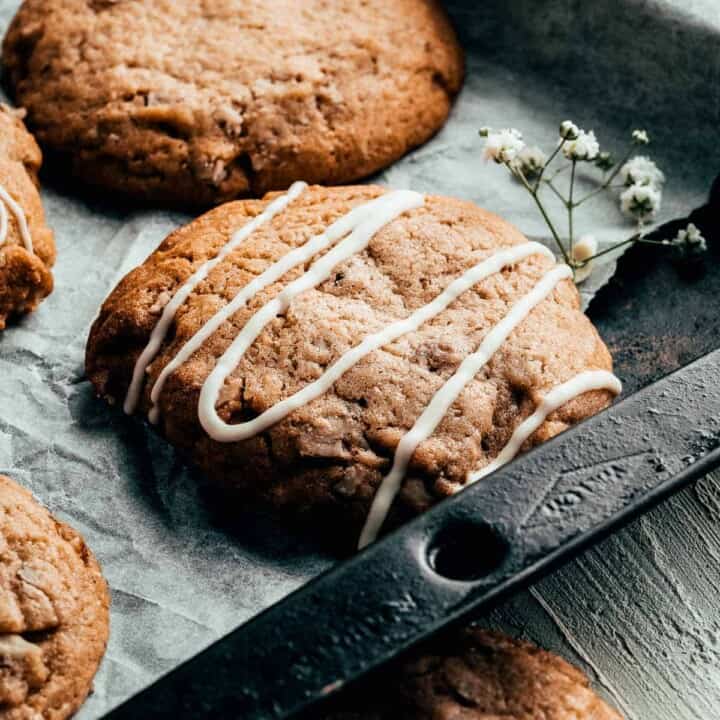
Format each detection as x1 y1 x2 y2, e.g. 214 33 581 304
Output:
2 0 463 208
0 475 110 719
86 184 617 547
312 628 624 719
0 104 55 331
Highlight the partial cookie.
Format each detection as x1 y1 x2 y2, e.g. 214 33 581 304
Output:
3 0 463 208
0 105 55 330
86 184 618 546
0 475 110 720
313 628 623 719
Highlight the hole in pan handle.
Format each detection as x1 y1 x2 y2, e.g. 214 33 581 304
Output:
426 519 510 582
102 348 720 720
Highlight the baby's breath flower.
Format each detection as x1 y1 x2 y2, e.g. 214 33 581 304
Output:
559 120 580 140
509 145 547 177
477 118 677 285
619 156 665 188
482 128 525 164
562 129 600 161
570 234 597 282
620 183 662 222
595 151 615 172
672 222 707 254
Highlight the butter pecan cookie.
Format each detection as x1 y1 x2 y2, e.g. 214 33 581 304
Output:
0 476 110 719
315 628 623 719
3 0 463 208
86 184 619 547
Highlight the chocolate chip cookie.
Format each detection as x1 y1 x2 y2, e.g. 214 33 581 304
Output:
0 475 110 719
3 0 463 208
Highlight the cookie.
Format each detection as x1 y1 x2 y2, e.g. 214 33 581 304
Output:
313 628 623 719
0 105 55 331
86 184 620 547
2 0 463 208
0 475 110 720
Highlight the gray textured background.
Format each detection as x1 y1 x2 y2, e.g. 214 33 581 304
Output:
0 1 718 718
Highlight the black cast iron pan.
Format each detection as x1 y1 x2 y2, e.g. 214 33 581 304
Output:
101 174 720 719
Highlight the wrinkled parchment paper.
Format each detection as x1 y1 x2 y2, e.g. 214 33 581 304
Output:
0 0 715 716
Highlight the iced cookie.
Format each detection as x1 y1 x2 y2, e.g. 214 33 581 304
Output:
86 184 620 547
0 105 55 330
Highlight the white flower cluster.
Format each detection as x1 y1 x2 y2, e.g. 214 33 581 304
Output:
559 121 579 140
620 184 662 223
671 222 707 254
480 127 525 164
619 156 665 188
562 128 600 161
618 133 663 225
619 155 665 224
509 145 547 177
477 119 694 282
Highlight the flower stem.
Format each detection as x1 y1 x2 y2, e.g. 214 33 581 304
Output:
543 179 567 205
568 160 577 255
575 145 635 206
533 138 567 192
547 164 569 182
577 233 641 265
514 168 570 265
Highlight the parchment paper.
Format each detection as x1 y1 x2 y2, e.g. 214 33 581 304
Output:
0 1 715 717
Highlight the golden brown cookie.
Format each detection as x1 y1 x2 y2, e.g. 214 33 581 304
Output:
2 0 463 208
86 185 616 546
0 476 110 720
313 628 624 719
0 105 55 331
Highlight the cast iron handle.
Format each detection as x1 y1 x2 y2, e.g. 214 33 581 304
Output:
104 347 720 720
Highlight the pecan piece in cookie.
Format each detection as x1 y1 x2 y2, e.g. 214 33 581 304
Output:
0 634 49 709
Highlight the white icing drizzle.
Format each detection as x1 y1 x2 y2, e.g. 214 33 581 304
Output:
468 370 622 484
123 180 308 414
148 189 425 424
358 264 575 548
197 189 425 440
191 241 555 441
0 183 33 252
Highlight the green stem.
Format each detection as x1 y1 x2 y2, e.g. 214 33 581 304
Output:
575 145 636 206
547 164 569 182
637 238 674 246
533 138 567 192
605 146 636 186
544 180 567 205
574 184 607 207
575 182 627 207
575 233 640 266
514 168 570 265
568 160 577 255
